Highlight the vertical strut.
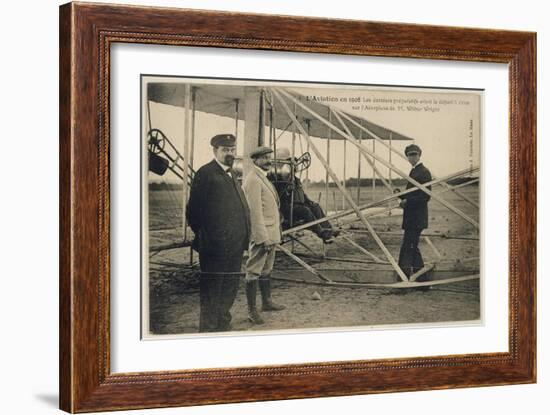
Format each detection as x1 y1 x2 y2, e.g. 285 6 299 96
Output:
182 84 191 241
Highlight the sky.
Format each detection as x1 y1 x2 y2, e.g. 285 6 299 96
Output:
145 79 481 184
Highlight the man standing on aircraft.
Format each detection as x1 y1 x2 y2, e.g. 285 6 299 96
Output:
397 144 432 278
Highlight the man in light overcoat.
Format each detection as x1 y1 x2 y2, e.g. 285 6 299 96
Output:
242 146 286 324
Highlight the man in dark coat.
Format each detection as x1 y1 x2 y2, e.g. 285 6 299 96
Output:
186 134 251 332
398 144 432 278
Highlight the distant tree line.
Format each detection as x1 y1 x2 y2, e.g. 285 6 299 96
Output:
150 176 478 191
307 176 479 187
149 181 181 191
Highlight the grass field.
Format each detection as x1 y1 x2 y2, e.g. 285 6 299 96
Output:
146 182 480 336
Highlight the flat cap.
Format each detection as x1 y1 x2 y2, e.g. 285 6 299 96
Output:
250 146 273 159
210 133 236 147
405 144 422 156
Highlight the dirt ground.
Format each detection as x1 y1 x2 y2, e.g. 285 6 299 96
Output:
148 184 480 336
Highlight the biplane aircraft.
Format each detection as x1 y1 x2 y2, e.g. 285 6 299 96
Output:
145 79 480 291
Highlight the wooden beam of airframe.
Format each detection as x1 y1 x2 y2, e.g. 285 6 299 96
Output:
440 182 480 208
272 88 409 282
276 243 332 283
282 167 479 235
332 109 393 193
336 108 409 164
276 88 479 230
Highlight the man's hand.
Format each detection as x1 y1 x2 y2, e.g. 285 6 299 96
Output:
399 199 407 209
263 240 277 250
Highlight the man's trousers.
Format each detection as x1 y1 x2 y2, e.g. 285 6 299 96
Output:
198 253 243 332
398 227 424 278
245 241 277 281
284 202 332 237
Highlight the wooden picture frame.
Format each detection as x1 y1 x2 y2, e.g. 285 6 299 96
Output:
59 2 536 412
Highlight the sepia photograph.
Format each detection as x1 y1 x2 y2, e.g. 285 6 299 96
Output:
142 75 482 337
